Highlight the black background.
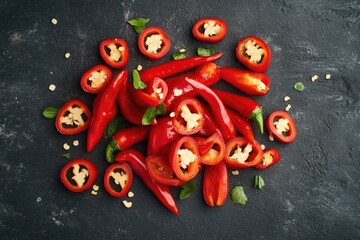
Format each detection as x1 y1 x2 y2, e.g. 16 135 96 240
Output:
1 0 360 239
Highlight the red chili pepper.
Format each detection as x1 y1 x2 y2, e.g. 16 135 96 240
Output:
80 64 112 93
60 159 98 192
236 36 271 73
197 105 222 137
192 18 227 43
55 99 92 135
255 148 281 170
203 161 228 207
146 155 185 187
220 67 270 96
225 137 263 169
100 38 129 69
185 79 236 142
266 110 297 143
87 70 127 152
195 132 225 166
139 53 223 83
105 125 150 163
115 149 179 215
169 136 200 182
138 27 171 60
104 163 133 198
227 108 256 144
129 77 168 107
212 88 264 134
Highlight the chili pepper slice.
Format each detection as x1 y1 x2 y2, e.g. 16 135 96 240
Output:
60 159 98 192
100 38 129 69
138 26 171 60
266 110 297 143
255 148 281 170
220 67 271 96
236 36 271 73
203 161 228 207
87 70 127 152
104 163 133 198
106 125 150 163
195 132 225 166
170 97 205 135
55 99 92 135
192 18 227 43
169 136 200 182
115 149 179 215
225 137 263 169
227 108 256 144
80 64 112 93
197 105 222 137
130 77 168 107
146 155 185 187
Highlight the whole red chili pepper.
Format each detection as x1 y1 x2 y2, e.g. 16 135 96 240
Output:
87 70 127 152
203 161 228 207
115 149 179 215
227 108 256 145
197 105 222 137
105 125 150 163
212 88 264 134
139 52 223 83
185 78 235 142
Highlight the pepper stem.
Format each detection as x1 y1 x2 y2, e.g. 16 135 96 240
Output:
105 138 121 163
249 107 264 134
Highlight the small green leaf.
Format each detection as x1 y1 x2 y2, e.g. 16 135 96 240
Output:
197 47 215 57
142 107 156 125
230 186 248 205
253 175 265 189
103 115 123 139
62 153 71 159
132 69 147 90
156 103 167 116
127 18 149 35
42 107 58 119
179 180 195 200
294 82 305 91
172 50 187 60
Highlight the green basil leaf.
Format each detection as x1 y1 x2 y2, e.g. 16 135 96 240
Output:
294 82 305 91
142 107 156 125
132 69 147 90
172 50 187 60
62 153 71 159
134 26 146 35
127 18 149 35
197 47 215 57
179 180 195 200
253 175 265 189
156 103 167 116
42 107 58 119
230 186 248 205
103 115 123 139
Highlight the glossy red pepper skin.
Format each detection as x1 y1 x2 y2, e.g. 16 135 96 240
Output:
227 108 256 145
203 161 228 207
195 132 225 166
220 67 270 96
115 149 179 215
266 111 297 143
197 105 222 137
139 53 223 84
55 99 92 135
100 38 129 69
192 18 227 43
105 125 150 163
236 36 271 73
80 64 112 93
185 79 236 142
87 70 127 152
104 163 133 198
138 27 171 60
255 148 281 170
60 159 98 192
130 77 168 107
212 88 264 134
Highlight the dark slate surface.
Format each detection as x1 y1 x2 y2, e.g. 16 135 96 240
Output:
1 0 359 239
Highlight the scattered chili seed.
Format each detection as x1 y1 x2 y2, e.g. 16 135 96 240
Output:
92 185 99 191
285 104 292 112
231 170 239 176
73 140 79 146
128 191 134 198
269 134 274 141
137 64 143 71
179 48 186 53
284 96 290 102
311 75 318 82
63 143 70 150
48 84 56 91
91 190 98 196
261 144 266 150
325 74 331 80
65 52 71 59
122 200 133 208
51 18 58 25
169 112 175 118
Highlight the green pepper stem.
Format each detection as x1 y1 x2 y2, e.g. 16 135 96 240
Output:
105 138 121 163
249 107 264 134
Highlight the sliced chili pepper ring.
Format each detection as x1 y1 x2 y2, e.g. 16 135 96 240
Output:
104 163 133 198
138 27 171 60
100 38 129 69
255 148 281 170
192 18 227 43
80 64 112 93
266 111 297 143
195 132 225 166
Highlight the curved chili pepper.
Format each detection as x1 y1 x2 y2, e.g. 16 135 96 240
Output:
220 67 270 96
195 132 225 166
106 125 150 163
80 64 112 93
255 148 281 170
139 52 223 84
185 78 235 142
129 77 168 107
192 18 227 43
227 108 256 144
203 161 228 207
115 149 179 215
212 88 264 134
87 70 127 152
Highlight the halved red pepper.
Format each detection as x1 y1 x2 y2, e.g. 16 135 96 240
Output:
104 163 133 198
236 36 271 73
225 137 263 169
80 64 112 93
60 159 98 192
227 108 256 144
203 161 228 207
130 77 168 107
138 26 171 60
220 67 270 96
255 148 281 170
169 136 200 182
55 99 92 135
266 110 297 143
146 155 185 187
195 132 225 166
100 38 129 69
192 18 227 43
